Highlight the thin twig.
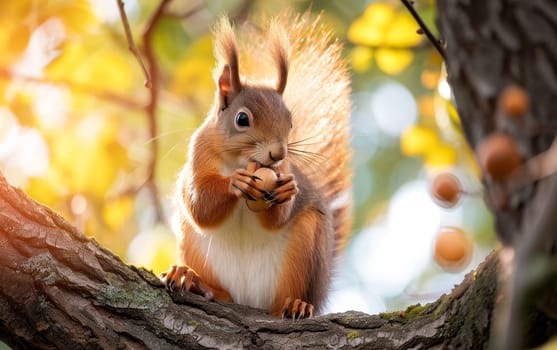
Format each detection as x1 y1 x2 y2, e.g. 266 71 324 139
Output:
116 0 152 88
400 0 447 61
139 0 174 223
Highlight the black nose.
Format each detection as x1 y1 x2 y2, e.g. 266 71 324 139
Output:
268 142 286 162
269 147 285 162
269 151 281 162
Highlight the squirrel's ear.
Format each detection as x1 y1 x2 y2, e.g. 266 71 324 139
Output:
218 64 240 96
217 64 241 110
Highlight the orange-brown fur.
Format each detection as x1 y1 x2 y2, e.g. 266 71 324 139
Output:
163 11 351 317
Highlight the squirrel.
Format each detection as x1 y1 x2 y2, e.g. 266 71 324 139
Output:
160 11 352 318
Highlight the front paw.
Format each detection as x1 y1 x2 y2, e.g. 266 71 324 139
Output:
159 265 214 300
229 168 266 201
280 297 314 319
270 173 298 204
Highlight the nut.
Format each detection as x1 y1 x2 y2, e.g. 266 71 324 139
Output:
500 84 529 118
246 167 278 212
476 132 522 180
431 173 462 208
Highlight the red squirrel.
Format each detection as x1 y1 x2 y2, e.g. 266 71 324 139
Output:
160 12 351 318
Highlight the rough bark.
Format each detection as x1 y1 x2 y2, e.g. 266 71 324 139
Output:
437 0 557 245
437 0 557 349
0 172 498 349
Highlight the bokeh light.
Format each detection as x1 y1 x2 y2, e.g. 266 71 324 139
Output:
372 81 417 138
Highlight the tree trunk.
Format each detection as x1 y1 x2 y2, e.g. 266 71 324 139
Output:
0 171 499 349
437 0 557 245
437 0 557 349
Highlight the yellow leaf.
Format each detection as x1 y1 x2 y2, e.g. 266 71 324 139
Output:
0 1 97 67
363 2 395 25
49 116 127 195
384 13 422 47
47 0 96 34
350 46 374 72
46 39 134 93
375 48 414 75
32 0 96 35
103 196 134 231
401 125 439 156
425 143 458 168
171 58 214 104
348 17 381 46
45 40 83 79
85 50 134 92
25 170 67 206
170 35 213 101
0 2 31 66
150 238 177 275
348 3 394 46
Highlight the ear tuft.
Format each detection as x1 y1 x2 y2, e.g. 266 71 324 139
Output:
214 16 242 96
269 19 290 95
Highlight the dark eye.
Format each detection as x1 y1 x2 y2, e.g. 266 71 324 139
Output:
235 111 250 128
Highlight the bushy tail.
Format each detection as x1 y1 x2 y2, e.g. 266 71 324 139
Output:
282 13 351 253
228 11 352 252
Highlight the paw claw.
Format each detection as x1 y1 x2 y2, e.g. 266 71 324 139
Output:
263 191 276 202
270 173 297 204
230 169 267 201
159 265 214 300
279 297 313 320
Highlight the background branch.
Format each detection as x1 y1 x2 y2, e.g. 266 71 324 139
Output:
117 0 174 223
400 0 446 60
117 0 152 88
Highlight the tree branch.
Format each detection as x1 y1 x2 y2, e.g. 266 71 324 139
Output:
400 0 446 61
139 0 175 223
0 172 503 349
116 0 152 88
117 0 173 223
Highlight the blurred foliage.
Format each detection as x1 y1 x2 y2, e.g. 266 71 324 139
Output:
0 0 495 314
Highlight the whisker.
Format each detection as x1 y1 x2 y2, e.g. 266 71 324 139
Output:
288 135 320 146
289 148 328 162
161 140 188 160
288 148 330 175
143 128 193 145
217 141 257 156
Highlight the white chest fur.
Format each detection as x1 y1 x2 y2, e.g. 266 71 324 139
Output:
194 203 289 310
